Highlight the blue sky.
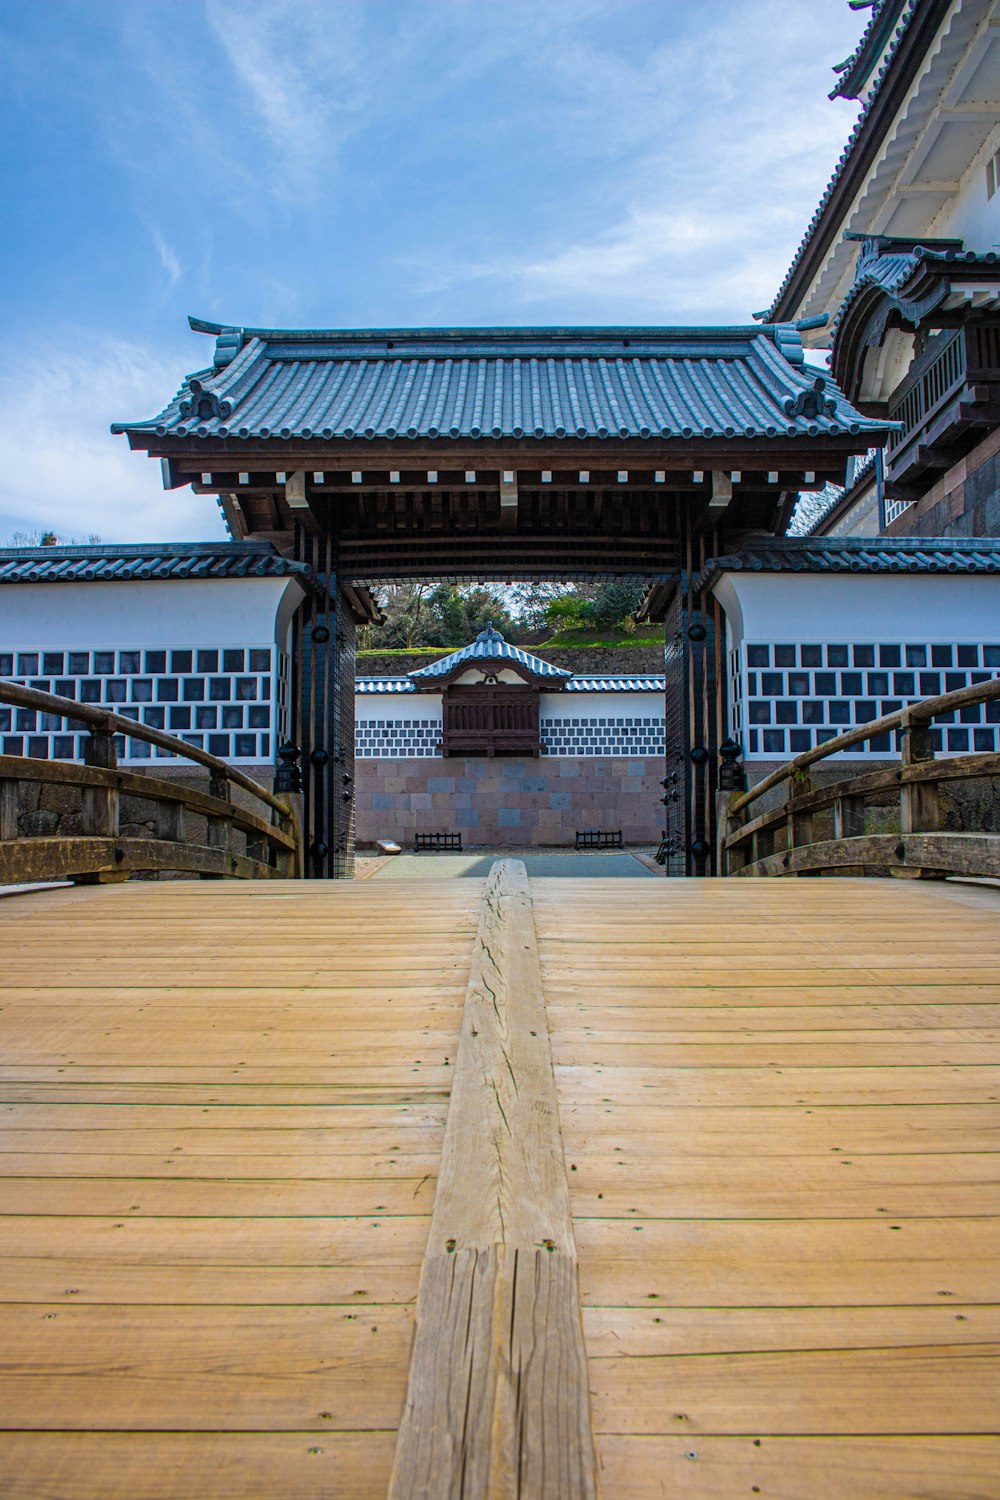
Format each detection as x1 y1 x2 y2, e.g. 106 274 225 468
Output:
0 0 867 544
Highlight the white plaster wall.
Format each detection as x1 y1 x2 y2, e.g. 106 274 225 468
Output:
714 572 1000 648
542 691 663 718
355 689 665 722
0 578 303 653
356 692 442 723
827 482 880 537
929 121 1000 253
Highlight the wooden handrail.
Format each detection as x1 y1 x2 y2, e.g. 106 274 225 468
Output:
721 677 1000 881
0 678 291 819
729 678 1000 817
0 677 302 884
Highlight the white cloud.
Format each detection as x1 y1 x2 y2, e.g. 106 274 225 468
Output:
203 0 372 196
0 335 227 545
150 226 182 288
399 0 863 324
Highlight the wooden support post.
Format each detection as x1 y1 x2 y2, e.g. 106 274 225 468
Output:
0 779 17 842
833 794 865 840
389 860 597 1500
204 773 232 875
81 729 119 838
716 789 744 874
785 770 814 853
900 718 941 834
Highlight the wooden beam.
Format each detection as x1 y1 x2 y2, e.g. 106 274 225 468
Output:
284 471 320 533
388 860 597 1500
219 492 247 539
499 470 518 533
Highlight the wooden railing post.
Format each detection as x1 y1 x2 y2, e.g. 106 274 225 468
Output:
205 771 233 876
81 728 119 838
716 739 746 875
785 769 814 864
0 777 17 842
900 716 941 834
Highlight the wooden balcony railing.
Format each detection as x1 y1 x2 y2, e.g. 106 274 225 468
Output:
0 679 301 885
886 321 1000 496
719 678 1000 880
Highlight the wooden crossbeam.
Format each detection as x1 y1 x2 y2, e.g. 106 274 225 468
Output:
388 860 597 1500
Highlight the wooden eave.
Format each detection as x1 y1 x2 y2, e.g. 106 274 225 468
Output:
433 659 565 689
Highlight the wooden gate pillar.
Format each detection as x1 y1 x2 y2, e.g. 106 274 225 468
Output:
291 529 356 879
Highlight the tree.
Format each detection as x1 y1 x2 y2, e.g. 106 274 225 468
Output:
362 583 516 650
4 529 103 547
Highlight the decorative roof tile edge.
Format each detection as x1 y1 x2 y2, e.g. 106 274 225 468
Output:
0 540 317 586
186 318 816 361
692 538 1000 592
830 0 911 100
355 673 666 694
407 625 573 681
761 0 933 323
832 240 1000 341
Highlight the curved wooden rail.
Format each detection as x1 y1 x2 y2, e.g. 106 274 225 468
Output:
0 678 301 884
721 677 1000 880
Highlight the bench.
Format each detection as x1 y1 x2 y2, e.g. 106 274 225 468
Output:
413 832 463 852
575 830 623 850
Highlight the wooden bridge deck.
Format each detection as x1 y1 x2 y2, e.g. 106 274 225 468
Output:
1 873 998 1497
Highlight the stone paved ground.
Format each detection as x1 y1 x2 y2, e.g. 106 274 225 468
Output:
367 850 656 879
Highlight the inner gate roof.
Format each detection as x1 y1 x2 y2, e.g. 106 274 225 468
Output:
111 321 890 446
408 625 571 682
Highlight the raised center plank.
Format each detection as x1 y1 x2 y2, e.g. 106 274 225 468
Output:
0 876 478 1500
390 859 597 1500
532 876 1000 1500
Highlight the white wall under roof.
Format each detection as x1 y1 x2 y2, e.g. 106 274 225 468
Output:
355 688 664 722
0 577 303 652
714 572 1000 646
356 692 441 723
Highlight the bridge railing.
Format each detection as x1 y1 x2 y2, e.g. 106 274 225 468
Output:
0 679 301 885
720 678 1000 880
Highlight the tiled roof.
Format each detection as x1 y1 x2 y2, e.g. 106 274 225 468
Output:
694 537 1000 590
787 447 879 536
111 321 889 445
762 0 923 322
832 240 1000 339
355 672 665 694
408 625 572 681
0 541 312 586
830 0 911 99
564 675 665 693
356 677 419 694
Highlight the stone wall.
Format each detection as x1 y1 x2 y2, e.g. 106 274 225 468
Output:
886 425 1000 539
9 765 274 867
355 755 662 847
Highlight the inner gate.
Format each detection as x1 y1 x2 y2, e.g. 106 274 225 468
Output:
113 320 890 876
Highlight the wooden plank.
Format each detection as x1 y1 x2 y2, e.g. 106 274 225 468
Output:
589 1344 1000 1434
583 1303 1000 1355
389 859 597 1500
0 1304 412 1429
0 877 477 1498
0 1433 397 1500
532 877 1000 1496
596 1436 1000 1500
